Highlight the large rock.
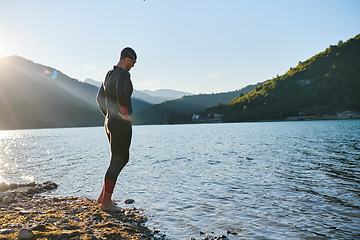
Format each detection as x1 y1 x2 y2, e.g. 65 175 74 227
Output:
0 192 8 201
2 196 11 204
18 229 34 239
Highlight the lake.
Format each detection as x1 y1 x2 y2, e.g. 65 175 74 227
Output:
0 120 359 239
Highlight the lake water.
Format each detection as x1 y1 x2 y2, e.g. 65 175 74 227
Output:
0 120 359 239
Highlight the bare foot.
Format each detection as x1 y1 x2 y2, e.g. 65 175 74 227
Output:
97 190 117 205
101 201 122 211
99 200 118 205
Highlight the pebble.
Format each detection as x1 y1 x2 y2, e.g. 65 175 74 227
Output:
31 224 47 231
0 192 8 201
124 199 135 204
0 229 12 234
2 196 11 204
18 229 34 240
90 213 103 220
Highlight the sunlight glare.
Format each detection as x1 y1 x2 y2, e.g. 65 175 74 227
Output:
43 68 57 79
0 40 5 56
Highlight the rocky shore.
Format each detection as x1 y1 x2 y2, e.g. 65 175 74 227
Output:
0 182 236 240
0 181 167 240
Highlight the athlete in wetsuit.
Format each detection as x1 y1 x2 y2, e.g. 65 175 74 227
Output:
96 47 137 210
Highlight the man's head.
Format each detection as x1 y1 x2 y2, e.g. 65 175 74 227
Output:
118 47 137 71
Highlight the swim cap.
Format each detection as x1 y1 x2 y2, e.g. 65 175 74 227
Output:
121 47 137 60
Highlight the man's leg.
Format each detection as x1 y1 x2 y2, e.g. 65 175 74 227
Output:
101 178 121 210
99 119 131 210
100 153 129 210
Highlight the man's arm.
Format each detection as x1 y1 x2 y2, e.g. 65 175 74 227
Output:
96 82 107 117
116 72 132 123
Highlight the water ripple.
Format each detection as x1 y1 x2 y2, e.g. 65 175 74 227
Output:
0 121 359 239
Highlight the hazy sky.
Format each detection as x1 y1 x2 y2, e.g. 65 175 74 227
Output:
1 0 359 94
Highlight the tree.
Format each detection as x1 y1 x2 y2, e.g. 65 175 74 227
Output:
167 112 191 124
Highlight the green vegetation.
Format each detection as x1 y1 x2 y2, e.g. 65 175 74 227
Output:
167 112 191 124
132 84 259 125
207 34 360 122
2 34 359 128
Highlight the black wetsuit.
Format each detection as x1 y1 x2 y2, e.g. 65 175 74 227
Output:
96 66 133 193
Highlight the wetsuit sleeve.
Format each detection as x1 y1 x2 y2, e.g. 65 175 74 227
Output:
96 82 107 117
116 72 131 116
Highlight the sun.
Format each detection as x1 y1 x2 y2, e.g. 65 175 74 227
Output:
0 43 4 56
0 32 11 58
0 39 8 58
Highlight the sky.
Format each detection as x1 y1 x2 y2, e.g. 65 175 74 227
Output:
0 0 359 94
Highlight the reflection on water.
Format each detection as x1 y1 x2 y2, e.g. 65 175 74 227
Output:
0 120 359 239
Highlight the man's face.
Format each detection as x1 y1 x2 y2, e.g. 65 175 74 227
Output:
127 58 136 71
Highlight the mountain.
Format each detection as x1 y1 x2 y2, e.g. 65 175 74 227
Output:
84 78 101 87
0 56 150 130
85 78 193 104
132 84 260 125
207 34 360 122
138 89 193 104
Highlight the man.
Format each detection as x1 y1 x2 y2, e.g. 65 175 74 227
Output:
96 47 137 210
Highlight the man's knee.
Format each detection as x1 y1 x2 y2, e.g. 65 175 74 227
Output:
111 154 129 168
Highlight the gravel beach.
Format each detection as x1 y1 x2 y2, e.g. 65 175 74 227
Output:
0 182 167 240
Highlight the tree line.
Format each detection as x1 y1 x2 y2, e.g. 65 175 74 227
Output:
205 34 360 122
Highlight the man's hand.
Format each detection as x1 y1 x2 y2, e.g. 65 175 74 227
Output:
118 113 132 124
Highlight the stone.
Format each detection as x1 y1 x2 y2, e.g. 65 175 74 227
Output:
18 229 34 240
26 187 35 194
90 213 102 220
0 229 12 234
124 199 135 204
31 224 46 231
0 192 8 201
2 196 11 204
28 182 36 187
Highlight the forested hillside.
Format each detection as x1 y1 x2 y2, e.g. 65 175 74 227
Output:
132 84 259 125
207 34 360 122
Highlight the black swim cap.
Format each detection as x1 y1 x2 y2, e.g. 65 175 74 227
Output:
121 47 137 60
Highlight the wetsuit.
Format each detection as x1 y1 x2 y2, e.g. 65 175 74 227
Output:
96 65 133 194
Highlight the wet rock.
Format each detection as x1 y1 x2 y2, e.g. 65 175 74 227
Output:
18 228 34 239
31 224 47 231
16 192 24 198
90 213 103 220
19 210 34 215
124 199 135 204
0 192 8 201
28 182 36 187
26 187 36 194
2 196 11 204
42 181 58 190
0 229 12 234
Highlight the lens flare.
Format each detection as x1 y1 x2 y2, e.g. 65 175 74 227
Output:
51 70 57 79
43 69 57 79
43 69 51 75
